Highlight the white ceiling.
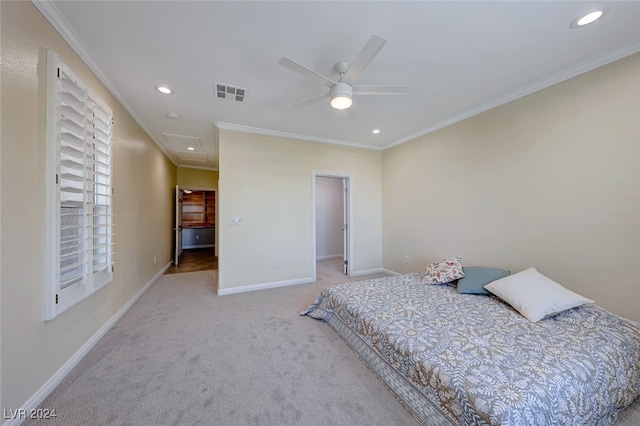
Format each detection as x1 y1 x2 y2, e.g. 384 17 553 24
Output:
39 1 640 170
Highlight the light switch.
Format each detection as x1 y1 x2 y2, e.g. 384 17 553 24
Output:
228 217 243 226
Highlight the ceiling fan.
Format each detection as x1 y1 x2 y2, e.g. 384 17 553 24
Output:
279 34 410 112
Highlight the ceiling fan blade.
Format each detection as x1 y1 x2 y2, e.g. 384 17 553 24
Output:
279 57 336 88
290 91 330 108
344 34 387 83
353 85 410 95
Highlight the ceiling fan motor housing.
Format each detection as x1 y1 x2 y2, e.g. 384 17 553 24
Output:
334 61 350 75
330 82 353 109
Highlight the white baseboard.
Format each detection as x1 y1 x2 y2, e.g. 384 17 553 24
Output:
4 262 171 426
316 254 343 261
350 267 384 277
352 267 406 277
218 276 315 296
380 268 402 276
182 244 215 249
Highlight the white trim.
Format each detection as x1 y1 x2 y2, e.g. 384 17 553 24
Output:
177 165 219 172
218 266 400 296
217 276 314 296
215 122 380 151
350 268 386 277
5 262 171 426
384 39 640 150
31 0 179 167
316 254 343 261
44 50 59 321
182 244 215 249
312 171 354 280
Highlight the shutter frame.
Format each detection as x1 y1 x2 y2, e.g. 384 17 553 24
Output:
45 51 114 320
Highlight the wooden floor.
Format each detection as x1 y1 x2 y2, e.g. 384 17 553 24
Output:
164 247 217 274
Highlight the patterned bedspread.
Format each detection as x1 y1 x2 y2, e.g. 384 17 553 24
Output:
302 273 640 425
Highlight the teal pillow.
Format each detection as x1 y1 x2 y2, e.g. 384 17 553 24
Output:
456 266 510 295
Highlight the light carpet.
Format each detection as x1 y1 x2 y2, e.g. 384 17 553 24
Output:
26 260 418 425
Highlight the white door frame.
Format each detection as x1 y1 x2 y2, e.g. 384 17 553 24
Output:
312 171 353 280
174 185 183 265
341 177 350 275
175 186 217 263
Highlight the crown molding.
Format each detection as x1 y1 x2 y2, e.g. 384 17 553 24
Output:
177 165 219 172
31 0 179 166
384 40 640 150
214 122 382 151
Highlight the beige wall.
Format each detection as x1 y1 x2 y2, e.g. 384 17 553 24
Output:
218 130 382 290
382 53 640 322
0 1 176 413
177 167 218 190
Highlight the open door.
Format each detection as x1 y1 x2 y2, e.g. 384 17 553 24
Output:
174 185 183 265
314 173 351 279
342 178 349 275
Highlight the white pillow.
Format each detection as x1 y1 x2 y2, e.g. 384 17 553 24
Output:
483 267 593 322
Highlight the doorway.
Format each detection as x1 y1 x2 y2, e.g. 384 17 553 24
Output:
165 247 217 274
314 173 351 278
168 186 217 274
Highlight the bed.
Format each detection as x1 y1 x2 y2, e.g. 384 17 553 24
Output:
301 270 640 425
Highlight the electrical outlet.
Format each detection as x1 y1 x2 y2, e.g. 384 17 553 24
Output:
153 256 157 265
404 255 410 264
272 260 278 269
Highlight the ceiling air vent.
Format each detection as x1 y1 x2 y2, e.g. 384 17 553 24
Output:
214 82 246 102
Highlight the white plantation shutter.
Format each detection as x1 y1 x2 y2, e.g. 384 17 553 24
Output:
46 52 114 320
90 96 114 290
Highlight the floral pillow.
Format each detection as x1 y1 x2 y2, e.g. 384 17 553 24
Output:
422 257 465 284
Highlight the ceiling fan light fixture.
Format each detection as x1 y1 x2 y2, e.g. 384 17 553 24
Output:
330 82 353 110
331 95 352 110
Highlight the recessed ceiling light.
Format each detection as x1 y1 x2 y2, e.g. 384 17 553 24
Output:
167 113 180 119
571 9 606 29
156 85 174 95
187 146 195 151
372 129 381 134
